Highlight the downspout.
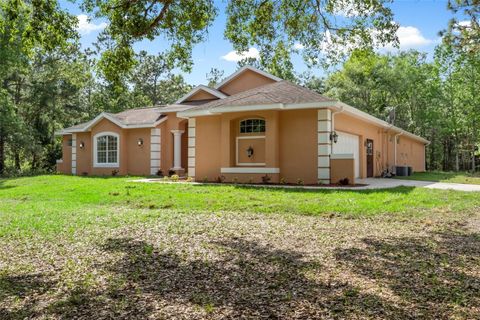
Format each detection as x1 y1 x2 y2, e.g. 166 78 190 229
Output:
394 132 403 168
384 125 394 173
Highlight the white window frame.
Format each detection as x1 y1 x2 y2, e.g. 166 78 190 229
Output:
93 132 120 168
239 118 266 134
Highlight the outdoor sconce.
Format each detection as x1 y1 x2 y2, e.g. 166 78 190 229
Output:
329 131 339 143
247 146 254 158
79 141 85 149
137 138 144 147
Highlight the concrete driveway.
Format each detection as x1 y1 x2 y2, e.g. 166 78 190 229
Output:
356 178 480 192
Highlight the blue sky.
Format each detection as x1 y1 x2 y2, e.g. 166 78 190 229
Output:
62 0 458 85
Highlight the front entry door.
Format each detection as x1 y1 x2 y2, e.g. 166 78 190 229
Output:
366 139 374 178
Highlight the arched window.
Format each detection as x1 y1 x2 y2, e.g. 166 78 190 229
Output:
94 132 119 167
240 118 265 134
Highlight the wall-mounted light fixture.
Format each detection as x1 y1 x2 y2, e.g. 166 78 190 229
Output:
137 138 144 147
329 131 338 144
246 146 254 158
79 141 85 149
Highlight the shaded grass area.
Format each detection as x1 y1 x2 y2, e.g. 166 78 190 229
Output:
0 175 479 319
395 171 480 185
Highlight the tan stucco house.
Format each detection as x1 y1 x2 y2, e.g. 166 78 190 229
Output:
57 66 428 184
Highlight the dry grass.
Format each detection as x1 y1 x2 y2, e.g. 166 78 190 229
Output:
1 209 479 319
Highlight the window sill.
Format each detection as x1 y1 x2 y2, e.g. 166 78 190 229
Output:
221 167 280 174
93 164 120 168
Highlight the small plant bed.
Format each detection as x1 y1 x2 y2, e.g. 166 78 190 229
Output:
139 176 367 188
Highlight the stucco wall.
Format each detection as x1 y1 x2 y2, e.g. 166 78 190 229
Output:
334 113 384 178
195 115 222 181
279 109 318 184
126 128 151 175
193 109 317 184
62 119 157 176
331 158 355 185
334 112 426 177
218 69 277 96
186 90 218 102
393 134 426 172
58 135 72 174
76 132 92 175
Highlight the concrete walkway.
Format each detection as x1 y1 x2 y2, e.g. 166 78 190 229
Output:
356 178 480 192
132 177 480 192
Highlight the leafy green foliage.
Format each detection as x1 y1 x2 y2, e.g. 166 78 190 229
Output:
441 0 479 54
81 0 217 82
325 47 480 171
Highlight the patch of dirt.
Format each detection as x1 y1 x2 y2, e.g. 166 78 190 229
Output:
1 210 479 319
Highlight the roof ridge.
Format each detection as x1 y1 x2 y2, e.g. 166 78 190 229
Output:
114 106 159 114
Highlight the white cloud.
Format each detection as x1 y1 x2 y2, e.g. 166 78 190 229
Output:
385 26 435 50
333 2 374 17
293 43 305 50
221 47 260 62
76 14 108 35
458 20 471 27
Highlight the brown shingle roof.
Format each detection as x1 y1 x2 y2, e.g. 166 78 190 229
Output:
190 80 334 111
112 107 163 125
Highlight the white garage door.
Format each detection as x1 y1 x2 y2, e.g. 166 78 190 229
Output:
333 131 360 178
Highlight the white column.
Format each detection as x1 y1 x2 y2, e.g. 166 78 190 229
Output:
187 118 196 179
71 134 77 175
317 109 332 184
171 130 184 170
150 128 161 175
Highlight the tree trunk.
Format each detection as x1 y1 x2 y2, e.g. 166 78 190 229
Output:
0 133 4 175
14 151 21 171
473 148 477 173
455 150 460 171
31 153 37 171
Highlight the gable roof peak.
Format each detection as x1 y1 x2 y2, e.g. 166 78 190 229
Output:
214 65 282 90
175 84 227 104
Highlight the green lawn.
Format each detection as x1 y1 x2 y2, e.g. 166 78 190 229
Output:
0 175 479 319
395 171 480 185
0 175 479 238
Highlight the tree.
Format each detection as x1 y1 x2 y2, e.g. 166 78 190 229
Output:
297 72 325 94
0 0 77 174
130 51 192 105
80 0 398 81
130 51 171 105
206 68 224 87
441 0 479 53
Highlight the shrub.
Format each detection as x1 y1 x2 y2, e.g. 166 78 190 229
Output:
280 177 287 184
111 169 119 176
170 174 179 182
168 169 175 176
162 176 170 182
202 176 208 183
261 174 271 184
215 175 225 183
296 178 304 186
339 178 350 185
186 176 194 182
156 170 164 177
